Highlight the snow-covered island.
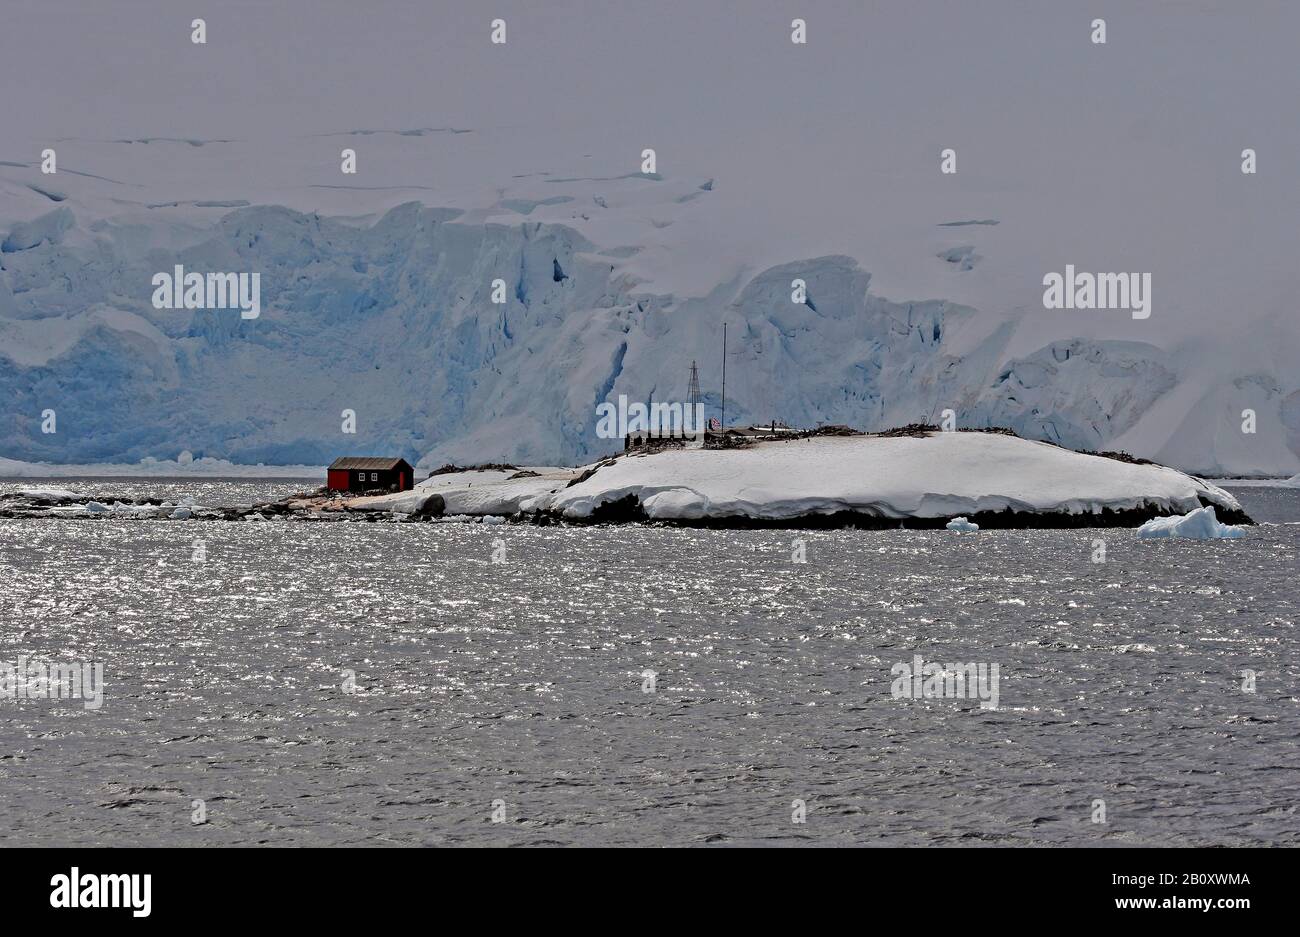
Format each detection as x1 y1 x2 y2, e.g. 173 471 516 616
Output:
346 430 1250 529
0 430 1252 528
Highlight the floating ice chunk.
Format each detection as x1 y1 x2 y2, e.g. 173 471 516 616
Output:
1136 505 1245 540
480 515 506 525
84 501 110 513
169 506 192 520
16 487 80 501
945 516 980 532
108 500 157 516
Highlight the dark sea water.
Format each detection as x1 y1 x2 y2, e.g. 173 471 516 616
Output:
0 481 1296 846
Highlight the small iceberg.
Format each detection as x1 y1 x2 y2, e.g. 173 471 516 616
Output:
16 487 80 502
945 516 979 532
1136 505 1245 540
111 501 157 516
169 506 192 520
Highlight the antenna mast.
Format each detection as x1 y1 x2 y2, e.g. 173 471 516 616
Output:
687 360 701 408
721 323 727 434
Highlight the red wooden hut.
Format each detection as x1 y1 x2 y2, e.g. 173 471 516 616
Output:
327 456 414 493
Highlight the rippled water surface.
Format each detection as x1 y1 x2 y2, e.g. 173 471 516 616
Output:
1 483 1296 846
0 477 318 507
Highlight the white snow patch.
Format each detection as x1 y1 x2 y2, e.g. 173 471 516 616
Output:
356 467 579 516
545 434 1241 523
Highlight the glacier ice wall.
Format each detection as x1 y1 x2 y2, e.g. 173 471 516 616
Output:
1 202 1297 476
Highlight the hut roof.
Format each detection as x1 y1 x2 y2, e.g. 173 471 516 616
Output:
328 456 411 471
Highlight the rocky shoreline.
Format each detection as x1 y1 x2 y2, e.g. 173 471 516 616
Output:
0 485 1256 529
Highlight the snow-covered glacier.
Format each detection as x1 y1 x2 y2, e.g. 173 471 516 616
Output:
3 1 1300 478
1 191 1297 477
1 120 1298 478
